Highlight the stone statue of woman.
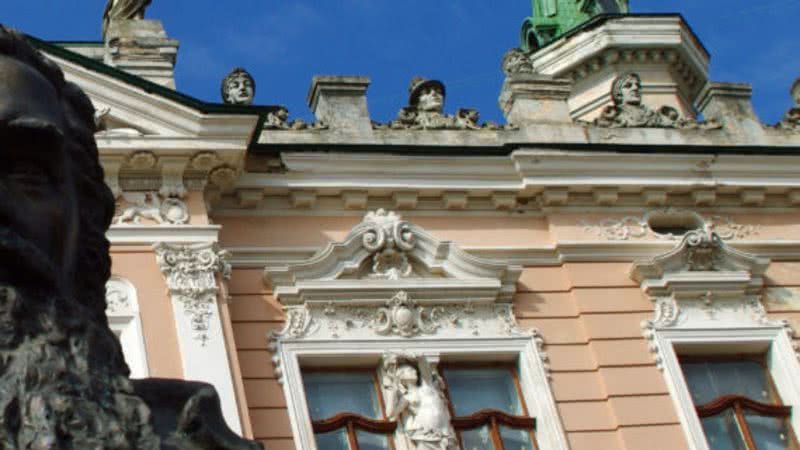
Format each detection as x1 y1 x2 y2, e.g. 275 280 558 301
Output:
382 353 457 450
103 0 153 35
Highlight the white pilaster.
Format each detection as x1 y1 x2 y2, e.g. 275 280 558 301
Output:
154 242 243 434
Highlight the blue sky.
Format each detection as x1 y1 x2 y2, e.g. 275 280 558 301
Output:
3 1 799 124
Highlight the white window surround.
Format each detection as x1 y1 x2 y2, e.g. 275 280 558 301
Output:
631 227 800 450
265 210 568 450
105 276 149 379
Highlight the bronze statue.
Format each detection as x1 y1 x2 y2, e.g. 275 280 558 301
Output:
0 24 260 449
103 0 153 35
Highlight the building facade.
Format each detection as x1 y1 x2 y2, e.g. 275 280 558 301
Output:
26 3 800 450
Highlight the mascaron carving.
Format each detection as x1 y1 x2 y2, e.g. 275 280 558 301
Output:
590 73 720 130
374 77 515 130
382 352 457 450
155 243 231 345
582 209 759 241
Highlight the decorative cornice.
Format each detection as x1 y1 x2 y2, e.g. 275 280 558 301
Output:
155 242 231 344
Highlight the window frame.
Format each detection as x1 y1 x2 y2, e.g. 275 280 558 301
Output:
276 337 564 450
303 368 397 450
439 363 540 450
655 327 800 450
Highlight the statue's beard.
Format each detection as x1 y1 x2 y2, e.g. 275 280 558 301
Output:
0 227 59 296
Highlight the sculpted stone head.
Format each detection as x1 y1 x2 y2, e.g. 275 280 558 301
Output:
221 67 255 105
0 25 114 307
791 77 800 106
409 77 446 113
612 72 642 106
396 363 420 389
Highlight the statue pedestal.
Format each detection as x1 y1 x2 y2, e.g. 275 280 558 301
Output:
104 19 179 88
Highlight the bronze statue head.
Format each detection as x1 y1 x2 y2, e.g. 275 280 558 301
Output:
0 25 114 315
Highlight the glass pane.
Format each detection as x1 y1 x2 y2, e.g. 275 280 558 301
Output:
304 372 381 421
746 413 797 450
701 410 748 450
461 426 497 450
356 431 391 450
444 368 523 416
681 360 770 405
315 429 350 450
500 426 536 450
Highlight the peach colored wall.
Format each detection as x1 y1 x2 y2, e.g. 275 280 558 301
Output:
111 247 183 378
517 263 685 450
219 213 800 449
227 268 292 450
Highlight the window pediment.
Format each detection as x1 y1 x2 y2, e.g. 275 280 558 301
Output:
264 209 522 305
630 227 769 299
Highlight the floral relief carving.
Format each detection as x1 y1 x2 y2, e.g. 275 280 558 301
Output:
582 209 759 241
155 243 231 345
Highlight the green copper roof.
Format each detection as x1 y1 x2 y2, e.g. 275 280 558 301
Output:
521 0 630 51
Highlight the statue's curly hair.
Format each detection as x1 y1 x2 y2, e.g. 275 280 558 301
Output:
611 72 641 106
0 25 120 359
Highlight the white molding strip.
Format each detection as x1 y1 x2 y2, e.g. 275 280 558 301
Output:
108 225 221 245
228 240 800 268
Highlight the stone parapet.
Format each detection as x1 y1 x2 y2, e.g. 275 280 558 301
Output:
307 75 373 135
499 74 573 125
695 82 765 143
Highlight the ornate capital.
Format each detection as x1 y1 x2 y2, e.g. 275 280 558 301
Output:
155 242 231 345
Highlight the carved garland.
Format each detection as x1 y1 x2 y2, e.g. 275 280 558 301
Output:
155 243 231 345
582 209 759 241
268 291 550 384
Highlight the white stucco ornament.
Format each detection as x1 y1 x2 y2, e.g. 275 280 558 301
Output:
362 209 417 279
155 242 231 344
116 192 189 225
382 352 457 450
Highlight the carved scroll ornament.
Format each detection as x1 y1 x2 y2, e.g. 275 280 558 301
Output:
155 243 231 344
